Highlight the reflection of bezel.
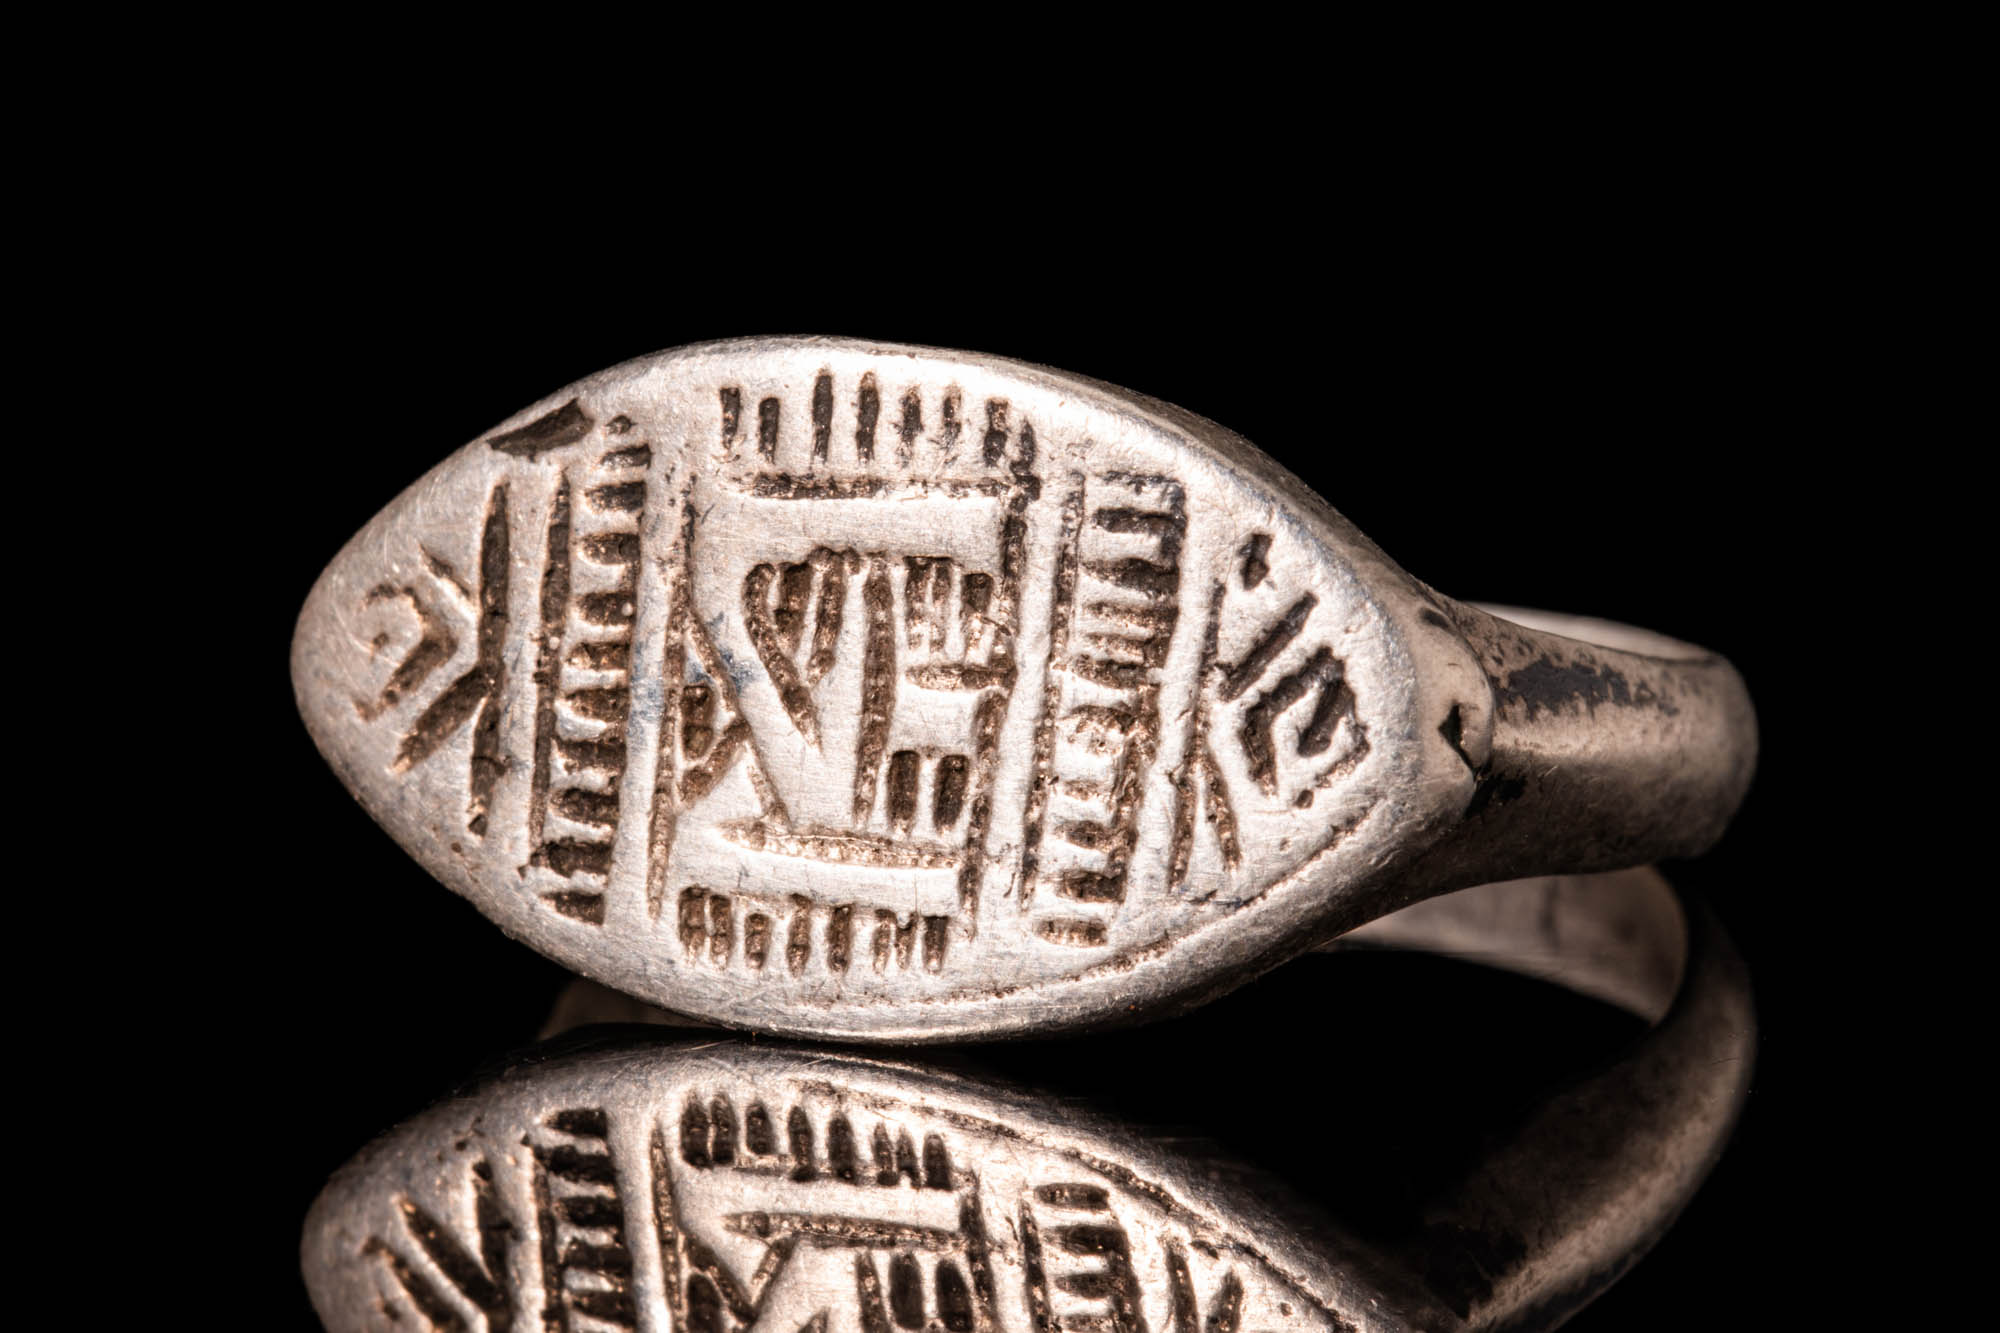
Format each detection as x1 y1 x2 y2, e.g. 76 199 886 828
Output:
305 874 1756 1333
303 1041 1385 1331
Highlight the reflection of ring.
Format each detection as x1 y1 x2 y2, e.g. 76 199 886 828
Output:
292 337 1756 1041
303 868 1753 1330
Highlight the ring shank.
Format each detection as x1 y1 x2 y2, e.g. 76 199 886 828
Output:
1470 604 1713 662
1314 867 1752 1329
1396 871 1754 1330
1329 867 1685 1023
1393 598 1757 904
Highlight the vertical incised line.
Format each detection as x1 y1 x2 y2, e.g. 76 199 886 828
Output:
526 473 572 856
1017 478 1083 908
465 483 512 837
896 388 922 466
981 398 1009 465
811 371 833 463
958 421 1039 918
938 389 962 460
855 373 879 461
757 397 780 460
1018 1204 1056 1333
1169 579 1225 888
647 490 694 919
852 557 897 824
718 387 741 448
651 1124 687 1330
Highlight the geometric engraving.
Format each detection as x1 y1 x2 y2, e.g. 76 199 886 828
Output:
1169 531 1369 892
362 1162 515 1331
1217 595 1316 706
524 438 653 923
660 1090 1003 1333
352 583 456 724
1019 473 1187 947
383 482 512 838
1164 1244 1259 1333
1238 644 1362 801
647 494 778 924
1167 581 1244 892
674 886 949 977
724 544 1012 863
643 368 1040 970
677 1093 957 1190
1236 533 1271 591
487 396 596 460
305 340 1427 1026
337 370 1372 982
742 548 849 748
1020 1182 1148 1332
533 1106 638 1327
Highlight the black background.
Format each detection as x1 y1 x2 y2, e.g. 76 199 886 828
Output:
205 198 1828 1328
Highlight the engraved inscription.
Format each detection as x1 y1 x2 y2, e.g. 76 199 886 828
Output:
532 1106 638 1327
318 342 1404 1014
1169 531 1370 894
671 873 950 979
381 483 511 837
1019 474 1187 947
645 369 1039 971
362 1163 515 1330
659 1095 1001 1333
487 398 596 460
1020 1182 1147 1332
742 548 849 748
725 372 1011 501
353 583 456 724
1165 1243 1252 1333
521 441 654 922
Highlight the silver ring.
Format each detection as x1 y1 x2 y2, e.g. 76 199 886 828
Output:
291 337 1756 1041
302 868 1753 1332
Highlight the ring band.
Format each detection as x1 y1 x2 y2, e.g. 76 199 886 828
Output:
291 336 1756 1040
1385 605 1754 913
304 868 1752 1331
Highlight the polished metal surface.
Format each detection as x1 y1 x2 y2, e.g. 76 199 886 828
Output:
303 869 1754 1332
292 337 1756 1040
